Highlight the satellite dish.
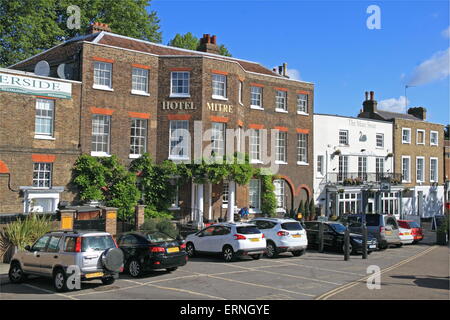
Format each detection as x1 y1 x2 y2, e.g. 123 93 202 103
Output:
57 63 73 80
34 60 50 77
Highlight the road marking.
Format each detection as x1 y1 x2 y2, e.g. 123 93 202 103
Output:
205 274 316 297
315 245 439 300
268 259 367 277
22 283 79 300
217 262 343 286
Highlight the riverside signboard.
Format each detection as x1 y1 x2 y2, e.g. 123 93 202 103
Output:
0 72 72 99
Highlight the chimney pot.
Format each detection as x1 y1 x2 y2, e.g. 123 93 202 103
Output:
365 91 368 100
370 91 374 101
211 35 217 44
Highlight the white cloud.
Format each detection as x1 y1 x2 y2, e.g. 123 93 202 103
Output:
408 48 450 86
442 26 450 38
286 68 301 80
378 96 409 113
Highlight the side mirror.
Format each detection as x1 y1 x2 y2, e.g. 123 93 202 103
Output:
25 245 31 251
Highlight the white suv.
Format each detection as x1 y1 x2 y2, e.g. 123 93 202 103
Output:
185 222 266 262
250 218 308 258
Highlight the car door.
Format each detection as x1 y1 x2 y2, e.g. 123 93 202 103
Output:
118 234 139 263
210 226 231 252
305 222 318 245
39 235 63 276
194 226 215 252
322 224 336 247
22 235 51 274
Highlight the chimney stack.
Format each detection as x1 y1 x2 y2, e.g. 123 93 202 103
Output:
88 22 111 34
198 34 220 55
407 107 427 120
362 90 378 113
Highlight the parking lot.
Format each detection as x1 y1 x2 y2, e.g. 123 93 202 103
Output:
0 234 440 300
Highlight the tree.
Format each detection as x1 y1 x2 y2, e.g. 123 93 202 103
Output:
260 174 277 218
297 200 305 219
1 0 162 67
167 32 232 57
309 199 316 220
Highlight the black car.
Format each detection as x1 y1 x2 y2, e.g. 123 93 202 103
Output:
303 221 378 254
117 231 188 277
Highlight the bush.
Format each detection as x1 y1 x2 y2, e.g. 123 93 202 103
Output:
3 214 52 251
140 218 179 238
260 175 277 217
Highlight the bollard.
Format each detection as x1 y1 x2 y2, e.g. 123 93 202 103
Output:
318 222 324 253
362 222 368 259
344 222 350 261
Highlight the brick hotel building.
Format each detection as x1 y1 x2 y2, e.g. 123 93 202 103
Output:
0 23 314 223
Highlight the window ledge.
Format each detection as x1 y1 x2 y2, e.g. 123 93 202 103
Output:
275 161 288 165
297 111 309 116
275 108 288 113
250 105 264 110
169 94 191 98
297 161 309 166
129 154 143 159
168 156 190 161
402 141 411 144
34 135 55 141
131 90 150 96
430 144 438 147
168 206 181 211
250 160 263 164
93 85 114 92
91 152 111 157
212 95 228 101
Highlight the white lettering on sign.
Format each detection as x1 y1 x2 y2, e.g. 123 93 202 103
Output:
162 101 196 110
0 72 72 99
207 102 234 113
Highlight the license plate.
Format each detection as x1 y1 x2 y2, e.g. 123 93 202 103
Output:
292 234 301 238
249 238 260 242
167 247 180 253
385 231 392 235
86 272 103 279
369 245 376 249
404 232 410 235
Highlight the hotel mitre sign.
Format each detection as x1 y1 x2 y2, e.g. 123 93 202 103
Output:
0 72 72 99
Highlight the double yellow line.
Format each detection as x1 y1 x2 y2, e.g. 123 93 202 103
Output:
316 245 439 300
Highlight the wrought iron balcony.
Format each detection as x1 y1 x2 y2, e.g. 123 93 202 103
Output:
323 172 403 186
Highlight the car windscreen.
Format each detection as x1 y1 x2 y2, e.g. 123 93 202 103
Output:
365 215 380 226
281 222 303 231
236 226 261 234
82 235 116 252
146 232 175 243
407 221 420 228
330 223 347 233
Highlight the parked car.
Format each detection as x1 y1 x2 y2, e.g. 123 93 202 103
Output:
340 213 402 249
303 221 378 254
117 231 188 277
398 220 423 243
8 230 123 292
398 227 414 245
250 218 307 258
185 222 266 262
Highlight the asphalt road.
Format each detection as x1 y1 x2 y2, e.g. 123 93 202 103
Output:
1 234 446 300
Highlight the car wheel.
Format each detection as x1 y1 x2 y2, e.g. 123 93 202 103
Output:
222 246 235 262
8 261 26 284
266 242 278 259
342 243 353 254
186 242 196 258
396 243 403 248
53 268 69 292
166 267 178 272
128 259 143 278
292 250 305 257
101 277 115 285
250 254 261 260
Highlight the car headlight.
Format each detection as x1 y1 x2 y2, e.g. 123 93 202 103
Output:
353 238 362 243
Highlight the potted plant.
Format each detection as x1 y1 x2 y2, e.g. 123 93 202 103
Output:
436 215 449 245
297 200 305 221
333 149 341 156
309 199 316 221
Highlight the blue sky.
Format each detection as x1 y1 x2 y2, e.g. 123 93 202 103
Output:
151 0 449 125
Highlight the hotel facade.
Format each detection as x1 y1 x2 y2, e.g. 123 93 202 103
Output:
0 24 314 224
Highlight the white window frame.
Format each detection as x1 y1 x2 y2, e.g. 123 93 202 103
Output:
402 128 411 144
248 179 261 212
416 156 425 183
274 179 286 212
338 155 349 181
129 118 147 158
339 130 349 146
376 157 384 181
32 163 52 189
358 156 368 181
338 192 362 215
212 74 227 100
250 129 262 163
297 133 308 165
275 131 287 164
416 129 425 145
170 71 190 97
402 156 411 183
317 155 324 176
91 114 111 157
222 181 229 208
211 122 226 158
275 90 288 113
376 133 384 148
238 81 243 105
169 120 190 160
93 61 113 91
131 67 149 96
430 157 438 183
296 94 308 115
430 131 438 146
250 86 263 109
380 192 400 215
34 98 55 139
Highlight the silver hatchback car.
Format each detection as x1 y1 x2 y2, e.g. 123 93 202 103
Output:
8 230 124 292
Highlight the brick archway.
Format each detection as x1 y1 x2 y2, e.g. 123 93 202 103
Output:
295 184 312 200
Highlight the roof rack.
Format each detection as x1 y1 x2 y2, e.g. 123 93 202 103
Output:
49 229 79 234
